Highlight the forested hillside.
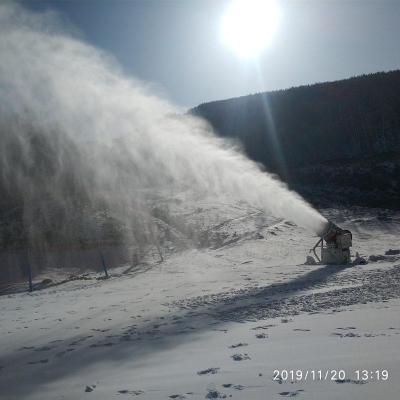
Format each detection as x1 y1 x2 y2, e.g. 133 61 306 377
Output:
192 70 400 207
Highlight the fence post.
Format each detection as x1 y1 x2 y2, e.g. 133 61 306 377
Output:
27 262 33 292
99 251 109 278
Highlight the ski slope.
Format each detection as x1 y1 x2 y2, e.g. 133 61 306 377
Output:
1 204 400 399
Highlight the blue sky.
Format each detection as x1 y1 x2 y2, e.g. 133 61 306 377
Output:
21 0 400 108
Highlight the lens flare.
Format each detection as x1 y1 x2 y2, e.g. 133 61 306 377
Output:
221 0 280 58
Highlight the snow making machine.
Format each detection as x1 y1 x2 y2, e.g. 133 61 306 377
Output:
312 222 352 265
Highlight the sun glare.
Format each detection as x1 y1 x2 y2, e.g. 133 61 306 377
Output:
221 0 279 58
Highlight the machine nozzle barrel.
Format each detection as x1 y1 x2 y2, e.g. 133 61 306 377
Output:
319 221 343 243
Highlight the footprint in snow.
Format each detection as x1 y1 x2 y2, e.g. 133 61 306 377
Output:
55 348 75 357
223 384 244 390
35 346 53 352
205 389 227 399
117 389 144 395
255 333 268 339
252 324 275 330
336 327 356 330
231 353 251 361
85 385 96 392
197 367 220 375
28 359 49 365
331 332 361 338
279 389 304 397
228 342 248 348
89 342 114 348
335 379 367 385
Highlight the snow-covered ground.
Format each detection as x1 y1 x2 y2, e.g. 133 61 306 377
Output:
1 204 400 399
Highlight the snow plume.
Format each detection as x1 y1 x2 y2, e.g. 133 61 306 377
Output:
0 2 327 255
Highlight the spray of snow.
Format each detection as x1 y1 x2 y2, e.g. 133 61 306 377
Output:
0 2 327 252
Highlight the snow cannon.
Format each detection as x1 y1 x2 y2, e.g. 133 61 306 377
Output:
311 222 352 265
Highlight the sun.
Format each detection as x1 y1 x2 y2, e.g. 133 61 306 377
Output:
221 0 279 58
